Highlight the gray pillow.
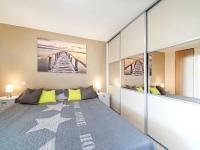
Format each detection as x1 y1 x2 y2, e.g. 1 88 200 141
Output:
156 86 167 95
81 86 97 100
20 88 43 105
56 89 68 101
15 89 27 103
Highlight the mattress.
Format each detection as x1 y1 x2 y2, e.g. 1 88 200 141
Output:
0 98 155 150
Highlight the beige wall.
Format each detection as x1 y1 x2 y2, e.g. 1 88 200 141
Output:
165 51 175 94
0 24 106 96
150 52 165 86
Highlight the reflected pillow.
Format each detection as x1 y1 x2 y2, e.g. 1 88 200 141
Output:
136 87 144 93
39 90 56 104
68 89 81 101
156 86 167 95
150 87 161 95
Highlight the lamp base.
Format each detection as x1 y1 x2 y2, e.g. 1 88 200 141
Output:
7 93 12 98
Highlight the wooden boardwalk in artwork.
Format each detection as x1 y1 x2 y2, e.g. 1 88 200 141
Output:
37 43 87 73
51 51 75 73
47 51 86 73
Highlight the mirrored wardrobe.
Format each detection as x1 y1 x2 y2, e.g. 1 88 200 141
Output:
107 0 200 150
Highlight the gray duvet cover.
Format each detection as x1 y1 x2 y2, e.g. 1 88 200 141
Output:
0 98 155 150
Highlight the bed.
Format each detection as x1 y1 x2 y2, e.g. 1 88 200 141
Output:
0 98 155 150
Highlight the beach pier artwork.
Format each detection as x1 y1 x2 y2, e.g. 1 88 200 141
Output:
37 38 87 73
124 55 144 76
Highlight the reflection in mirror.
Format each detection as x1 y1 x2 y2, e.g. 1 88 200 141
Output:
121 54 144 93
148 39 200 99
109 61 120 87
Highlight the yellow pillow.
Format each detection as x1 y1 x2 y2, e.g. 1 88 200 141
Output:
39 90 56 104
150 87 161 95
68 89 81 101
136 87 144 93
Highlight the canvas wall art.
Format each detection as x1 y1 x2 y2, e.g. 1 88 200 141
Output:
37 38 87 73
124 56 144 76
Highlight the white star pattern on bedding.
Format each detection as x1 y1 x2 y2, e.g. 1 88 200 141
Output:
26 113 71 133
42 103 69 112
39 138 56 150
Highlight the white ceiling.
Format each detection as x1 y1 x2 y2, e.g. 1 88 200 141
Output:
0 0 157 41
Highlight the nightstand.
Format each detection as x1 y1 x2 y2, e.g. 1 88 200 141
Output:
0 96 18 112
97 92 110 107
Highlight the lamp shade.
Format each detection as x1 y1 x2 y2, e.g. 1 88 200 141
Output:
94 80 102 91
160 83 165 88
5 84 14 93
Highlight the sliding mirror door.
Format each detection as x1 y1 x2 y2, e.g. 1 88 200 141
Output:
108 61 121 113
107 34 121 113
147 39 200 150
119 13 146 132
121 53 145 132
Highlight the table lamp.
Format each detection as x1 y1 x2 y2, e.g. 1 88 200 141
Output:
94 80 102 93
5 84 14 98
160 83 165 88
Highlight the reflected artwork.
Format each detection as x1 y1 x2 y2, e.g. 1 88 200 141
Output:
124 57 144 76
